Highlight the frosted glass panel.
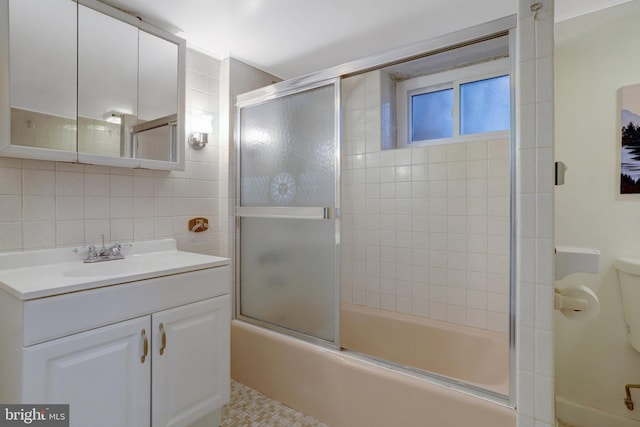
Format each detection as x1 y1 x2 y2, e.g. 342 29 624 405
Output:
411 88 453 141
240 85 336 207
460 75 510 134
237 82 338 343
240 218 336 341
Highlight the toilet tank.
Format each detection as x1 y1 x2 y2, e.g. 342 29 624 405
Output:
614 257 640 352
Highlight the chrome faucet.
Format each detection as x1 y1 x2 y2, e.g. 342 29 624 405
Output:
100 243 122 258
83 235 126 263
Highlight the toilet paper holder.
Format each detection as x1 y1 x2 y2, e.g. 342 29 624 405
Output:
554 288 588 312
554 285 600 321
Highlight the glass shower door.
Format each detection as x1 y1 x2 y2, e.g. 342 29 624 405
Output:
236 81 339 343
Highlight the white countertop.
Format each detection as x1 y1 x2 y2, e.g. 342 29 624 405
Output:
0 239 230 300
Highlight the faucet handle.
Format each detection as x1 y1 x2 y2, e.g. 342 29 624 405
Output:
82 245 98 262
73 245 96 256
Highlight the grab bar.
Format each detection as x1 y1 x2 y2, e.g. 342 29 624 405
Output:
236 206 340 220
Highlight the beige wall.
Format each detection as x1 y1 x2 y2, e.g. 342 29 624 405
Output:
555 2 640 425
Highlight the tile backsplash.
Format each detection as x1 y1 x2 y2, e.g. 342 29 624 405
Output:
0 49 223 256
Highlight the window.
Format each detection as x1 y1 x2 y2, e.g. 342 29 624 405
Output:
397 58 510 148
460 75 510 135
411 88 453 140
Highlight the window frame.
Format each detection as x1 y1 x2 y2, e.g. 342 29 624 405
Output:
396 57 510 148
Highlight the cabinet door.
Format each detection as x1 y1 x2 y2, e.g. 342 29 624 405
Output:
152 295 230 427
22 316 151 427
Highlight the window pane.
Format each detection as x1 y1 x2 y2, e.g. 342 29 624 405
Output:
460 75 510 134
411 88 453 141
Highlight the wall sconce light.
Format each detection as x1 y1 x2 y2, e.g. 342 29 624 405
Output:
188 132 208 150
188 112 213 150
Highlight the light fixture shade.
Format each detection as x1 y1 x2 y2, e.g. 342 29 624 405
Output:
190 112 213 135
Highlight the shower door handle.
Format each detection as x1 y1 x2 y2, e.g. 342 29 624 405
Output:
323 207 340 219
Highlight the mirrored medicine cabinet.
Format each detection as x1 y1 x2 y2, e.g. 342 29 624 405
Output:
0 0 186 170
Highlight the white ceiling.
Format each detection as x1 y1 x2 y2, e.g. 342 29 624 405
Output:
555 0 632 21
100 0 632 79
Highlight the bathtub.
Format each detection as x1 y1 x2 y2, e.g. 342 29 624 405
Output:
231 307 515 427
340 303 510 395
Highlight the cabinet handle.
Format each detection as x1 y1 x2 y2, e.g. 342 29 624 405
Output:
141 329 148 363
159 323 166 356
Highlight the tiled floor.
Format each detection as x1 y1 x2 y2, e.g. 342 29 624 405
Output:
222 380 328 427
222 381 582 427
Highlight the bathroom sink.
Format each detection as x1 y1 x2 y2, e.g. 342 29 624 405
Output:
63 258 163 277
62 254 184 277
0 239 230 300
62 263 133 277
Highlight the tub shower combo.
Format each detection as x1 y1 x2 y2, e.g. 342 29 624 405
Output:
233 18 516 427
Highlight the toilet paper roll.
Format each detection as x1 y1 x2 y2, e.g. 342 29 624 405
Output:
557 284 600 321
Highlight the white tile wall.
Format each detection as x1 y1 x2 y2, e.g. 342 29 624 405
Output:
516 0 555 425
10 108 76 151
77 117 121 156
10 108 126 156
341 70 511 333
0 49 223 256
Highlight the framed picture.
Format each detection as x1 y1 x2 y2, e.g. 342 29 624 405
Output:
621 83 640 194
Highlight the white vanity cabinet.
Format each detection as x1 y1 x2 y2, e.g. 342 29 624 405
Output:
152 296 230 427
0 240 231 427
23 316 152 426
22 296 230 427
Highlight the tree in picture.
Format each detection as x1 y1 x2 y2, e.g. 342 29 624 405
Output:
621 83 640 194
